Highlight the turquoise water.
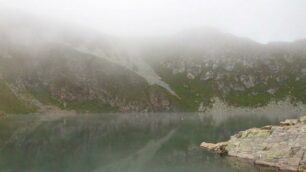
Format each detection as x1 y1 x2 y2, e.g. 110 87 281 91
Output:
0 112 301 172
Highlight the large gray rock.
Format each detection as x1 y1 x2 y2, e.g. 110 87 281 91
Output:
201 116 306 171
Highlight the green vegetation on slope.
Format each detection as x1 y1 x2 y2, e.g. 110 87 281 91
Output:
29 87 63 108
153 67 216 111
65 100 118 113
0 81 36 114
151 57 306 110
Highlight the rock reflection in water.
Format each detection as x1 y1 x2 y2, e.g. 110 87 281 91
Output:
0 112 303 172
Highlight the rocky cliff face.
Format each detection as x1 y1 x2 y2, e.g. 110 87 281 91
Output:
201 116 306 171
141 30 306 111
0 14 305 113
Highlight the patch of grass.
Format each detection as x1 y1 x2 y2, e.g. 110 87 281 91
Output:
0 82 36 114
154 67 215 111
29 88 64 108
65 100 118 113
29 87 119 113
225 92 271 107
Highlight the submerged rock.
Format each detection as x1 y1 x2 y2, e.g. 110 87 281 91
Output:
201 116 306 171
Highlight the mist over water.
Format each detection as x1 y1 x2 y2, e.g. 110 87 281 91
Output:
0 112 303 172
0 1 305 172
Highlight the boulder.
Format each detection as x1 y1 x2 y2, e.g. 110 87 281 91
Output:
201 116 306 171
200 142 228 155
280 119 299 126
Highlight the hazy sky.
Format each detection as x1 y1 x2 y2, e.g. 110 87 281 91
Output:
2 0 306 43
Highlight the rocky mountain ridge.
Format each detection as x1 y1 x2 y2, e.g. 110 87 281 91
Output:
0 14 305 113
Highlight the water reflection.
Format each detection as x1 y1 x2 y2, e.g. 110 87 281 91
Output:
0 112 303 172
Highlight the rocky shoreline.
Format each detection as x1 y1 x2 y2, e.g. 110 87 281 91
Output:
201 116 306 171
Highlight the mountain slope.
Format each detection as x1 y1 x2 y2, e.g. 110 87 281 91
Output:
0 14 305 113
0 44 176 113
141 30 306 111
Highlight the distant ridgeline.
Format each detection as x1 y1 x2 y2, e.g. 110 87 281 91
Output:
0 15 305 113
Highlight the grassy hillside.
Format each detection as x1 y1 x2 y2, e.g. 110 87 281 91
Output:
148 55 306 111
0 81 36 114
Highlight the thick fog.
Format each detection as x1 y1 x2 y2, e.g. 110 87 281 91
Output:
1 0 306 43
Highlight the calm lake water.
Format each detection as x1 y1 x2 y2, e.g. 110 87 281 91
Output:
0 112 303 172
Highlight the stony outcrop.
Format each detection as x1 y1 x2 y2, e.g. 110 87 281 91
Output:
201 116 306 171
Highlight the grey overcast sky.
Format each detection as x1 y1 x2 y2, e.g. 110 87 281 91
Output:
1 0 306 43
